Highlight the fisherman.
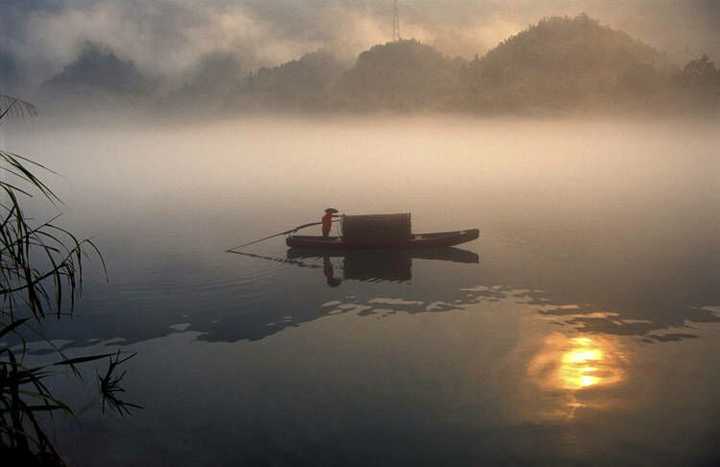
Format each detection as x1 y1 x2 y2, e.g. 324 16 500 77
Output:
322 208 340 238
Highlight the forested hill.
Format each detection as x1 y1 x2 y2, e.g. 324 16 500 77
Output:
332 40 463 111
33 14 720 116
232 51 346 112
459 14 666 112
39 42 153 106
322 15 716 114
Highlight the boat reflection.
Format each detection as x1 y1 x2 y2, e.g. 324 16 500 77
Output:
527 332 627 416
288 247 479 286
25 247 484 350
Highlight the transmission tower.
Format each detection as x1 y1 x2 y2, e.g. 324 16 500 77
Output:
392 0 401 41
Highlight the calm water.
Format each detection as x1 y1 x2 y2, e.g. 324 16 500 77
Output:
8 117 720 466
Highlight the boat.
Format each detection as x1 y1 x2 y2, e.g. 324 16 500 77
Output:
286 228 479 250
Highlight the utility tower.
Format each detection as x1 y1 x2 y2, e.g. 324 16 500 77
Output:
392 0 401 41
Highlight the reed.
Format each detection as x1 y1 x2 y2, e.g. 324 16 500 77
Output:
0 95 138 466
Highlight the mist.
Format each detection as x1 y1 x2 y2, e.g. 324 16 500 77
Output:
2 0 719 96
3 3 720 467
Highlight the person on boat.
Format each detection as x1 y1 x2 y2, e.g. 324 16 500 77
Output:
322 208 340 238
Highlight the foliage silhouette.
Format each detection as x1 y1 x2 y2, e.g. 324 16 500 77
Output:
0 95 138 466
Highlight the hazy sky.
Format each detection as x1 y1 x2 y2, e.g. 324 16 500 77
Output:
2 0 719 83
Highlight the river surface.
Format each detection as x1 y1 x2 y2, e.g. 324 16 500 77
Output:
7 116 720 466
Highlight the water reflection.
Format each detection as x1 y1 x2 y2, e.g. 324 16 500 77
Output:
22 228 720 353
528 332 627 417
322 256 343 287
288 247 479 284
24 247 485 349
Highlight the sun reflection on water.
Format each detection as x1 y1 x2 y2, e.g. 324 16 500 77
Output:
558 336 622 390
527 333 626 417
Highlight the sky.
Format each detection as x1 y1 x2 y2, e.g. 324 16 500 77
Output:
1 0 719 86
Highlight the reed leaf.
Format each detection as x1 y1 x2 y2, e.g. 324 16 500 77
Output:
0 96 136 466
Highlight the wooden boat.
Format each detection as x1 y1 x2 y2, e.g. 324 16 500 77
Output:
286 228 479 250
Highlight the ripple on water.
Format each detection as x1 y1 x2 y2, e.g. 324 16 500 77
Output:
110 256 281 306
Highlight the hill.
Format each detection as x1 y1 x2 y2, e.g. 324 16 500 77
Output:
233 50 346 111
460 14 665 112
27 14 719 116
41 42 152 102
333 39 462 111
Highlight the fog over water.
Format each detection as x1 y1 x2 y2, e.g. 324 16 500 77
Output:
5 116 720 466
2 2 720 466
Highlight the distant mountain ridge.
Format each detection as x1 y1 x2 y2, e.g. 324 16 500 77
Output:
33 15 720 116
459 14 665 111
42 42 151 96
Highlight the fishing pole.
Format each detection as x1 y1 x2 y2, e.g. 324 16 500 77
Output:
225 218 342 253
226 250 323 269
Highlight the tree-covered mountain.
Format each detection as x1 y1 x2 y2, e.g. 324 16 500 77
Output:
232 50 346 111
27 14 720 116
460 14 665 112
324 15 716 115
40 42 152 105
332 39 462 111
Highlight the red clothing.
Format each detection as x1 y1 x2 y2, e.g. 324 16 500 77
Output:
322 213 333 237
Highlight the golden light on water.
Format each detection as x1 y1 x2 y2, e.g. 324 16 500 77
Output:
528 333 626 400
557 337 620 390
523 333 628 420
